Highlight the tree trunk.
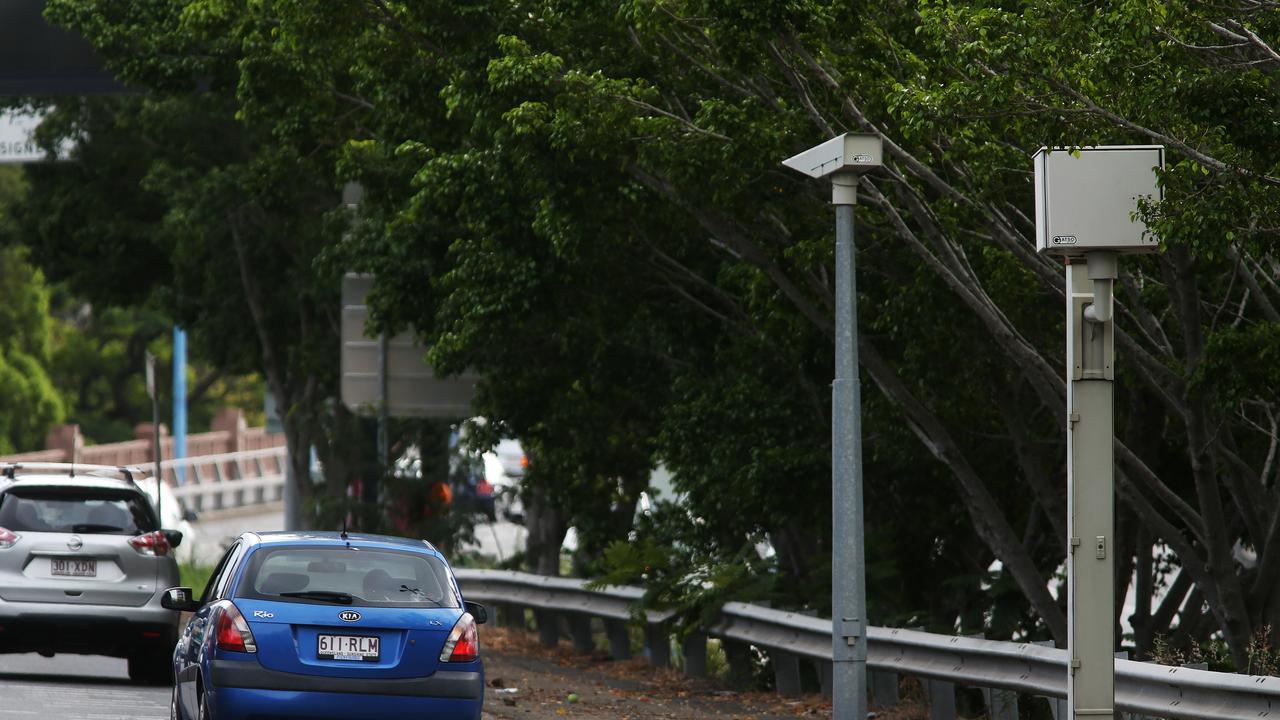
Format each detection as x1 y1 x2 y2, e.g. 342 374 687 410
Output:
281 409 315 530
525 481 568 576
1132 523 1154 657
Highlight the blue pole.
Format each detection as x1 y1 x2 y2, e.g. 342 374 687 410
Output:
173 326 187 485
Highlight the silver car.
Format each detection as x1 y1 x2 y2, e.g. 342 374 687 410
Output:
0 463 183 684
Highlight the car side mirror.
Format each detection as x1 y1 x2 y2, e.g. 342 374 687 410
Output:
161 586 201 612
182 509 199 523
465 601 488 625
162 529 184 548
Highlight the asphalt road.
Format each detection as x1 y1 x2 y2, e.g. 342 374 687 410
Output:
0 653 170 719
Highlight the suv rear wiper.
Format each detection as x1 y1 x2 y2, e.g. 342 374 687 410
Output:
72 523 124 533
277 590 354 604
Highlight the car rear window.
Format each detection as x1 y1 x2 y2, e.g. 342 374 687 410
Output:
0 487 158 534
236 546 460 609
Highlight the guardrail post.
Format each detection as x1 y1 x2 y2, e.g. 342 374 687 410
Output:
570 615 594 652
500 604 525 630
605 619 632 660
723 639 753 688
534 610 559 648
926 679 956 720
870 670 898 708
817 660 833 699
772 650 802 696
682 633 707 678
1032 640 1065 720
644 623 670 668
981 687 1018 720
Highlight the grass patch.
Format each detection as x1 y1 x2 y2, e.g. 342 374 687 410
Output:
180 561 215 593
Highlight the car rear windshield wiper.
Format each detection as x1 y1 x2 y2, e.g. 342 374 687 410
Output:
277 590 354 604
396 585 444 606
72 523 125 533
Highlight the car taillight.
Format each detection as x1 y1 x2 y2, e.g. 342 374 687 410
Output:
215 603 257 653
128 531 170 557
0 527 18 549
439 613 479 663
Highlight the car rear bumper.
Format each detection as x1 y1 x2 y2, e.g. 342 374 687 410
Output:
211 658 483 698
210 687 482 720
0 596 178 655
208 660 484 720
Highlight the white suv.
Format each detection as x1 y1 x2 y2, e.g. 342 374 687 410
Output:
0 463 184 684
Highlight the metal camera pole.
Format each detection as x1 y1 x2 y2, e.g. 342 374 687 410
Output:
1033 145 1163 720
1066 251 1117 720
783 134 882 720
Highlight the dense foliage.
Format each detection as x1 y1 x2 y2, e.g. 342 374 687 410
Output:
0 168 262 447
13 0 1280 668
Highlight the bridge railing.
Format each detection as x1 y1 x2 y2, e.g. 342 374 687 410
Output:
163 446 287 513
454 568 1280 720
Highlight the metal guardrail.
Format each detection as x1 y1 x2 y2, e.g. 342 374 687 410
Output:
455 569 1280 720
163 446 287 513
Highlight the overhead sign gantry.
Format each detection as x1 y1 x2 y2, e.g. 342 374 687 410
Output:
0 0 124 95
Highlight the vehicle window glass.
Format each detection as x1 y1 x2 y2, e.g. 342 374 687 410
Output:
0 488 156 534
237 546 459 609
202 543 239 604
214 541 247 600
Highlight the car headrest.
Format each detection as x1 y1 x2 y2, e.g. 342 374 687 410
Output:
362 568 394 593
258 572 310 594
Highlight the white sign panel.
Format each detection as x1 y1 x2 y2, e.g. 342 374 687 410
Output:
340 273 478 418
0 109 72 164
0 110 45 163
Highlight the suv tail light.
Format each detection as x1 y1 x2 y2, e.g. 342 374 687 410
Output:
128 531 170 557
439 613 479 663
0 527 18 549
215 602 257 653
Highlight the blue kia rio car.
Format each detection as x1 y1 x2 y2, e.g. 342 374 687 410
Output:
162 531 485 720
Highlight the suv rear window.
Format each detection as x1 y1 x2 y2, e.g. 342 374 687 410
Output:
236 546 460 609
0 487 158 534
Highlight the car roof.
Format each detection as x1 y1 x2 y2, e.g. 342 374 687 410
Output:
240 531 444 558
0 474 148 495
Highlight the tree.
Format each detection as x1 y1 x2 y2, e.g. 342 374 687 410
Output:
194 0 1064 634
0 242 64 453
32 0 1280 667
18 0 349 528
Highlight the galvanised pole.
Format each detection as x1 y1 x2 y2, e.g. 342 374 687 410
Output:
831 172 867 720
1067 253 1117 720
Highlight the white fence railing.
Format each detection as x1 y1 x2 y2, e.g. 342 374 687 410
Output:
454 569 1280 720
163 446 287 513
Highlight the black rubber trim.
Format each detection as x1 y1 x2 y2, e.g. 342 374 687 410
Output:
178 665 199 683
211 659 482 699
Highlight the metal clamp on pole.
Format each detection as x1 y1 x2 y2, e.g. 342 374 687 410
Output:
1082 251 1117 324
832 173 858 206
840 618 864 647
